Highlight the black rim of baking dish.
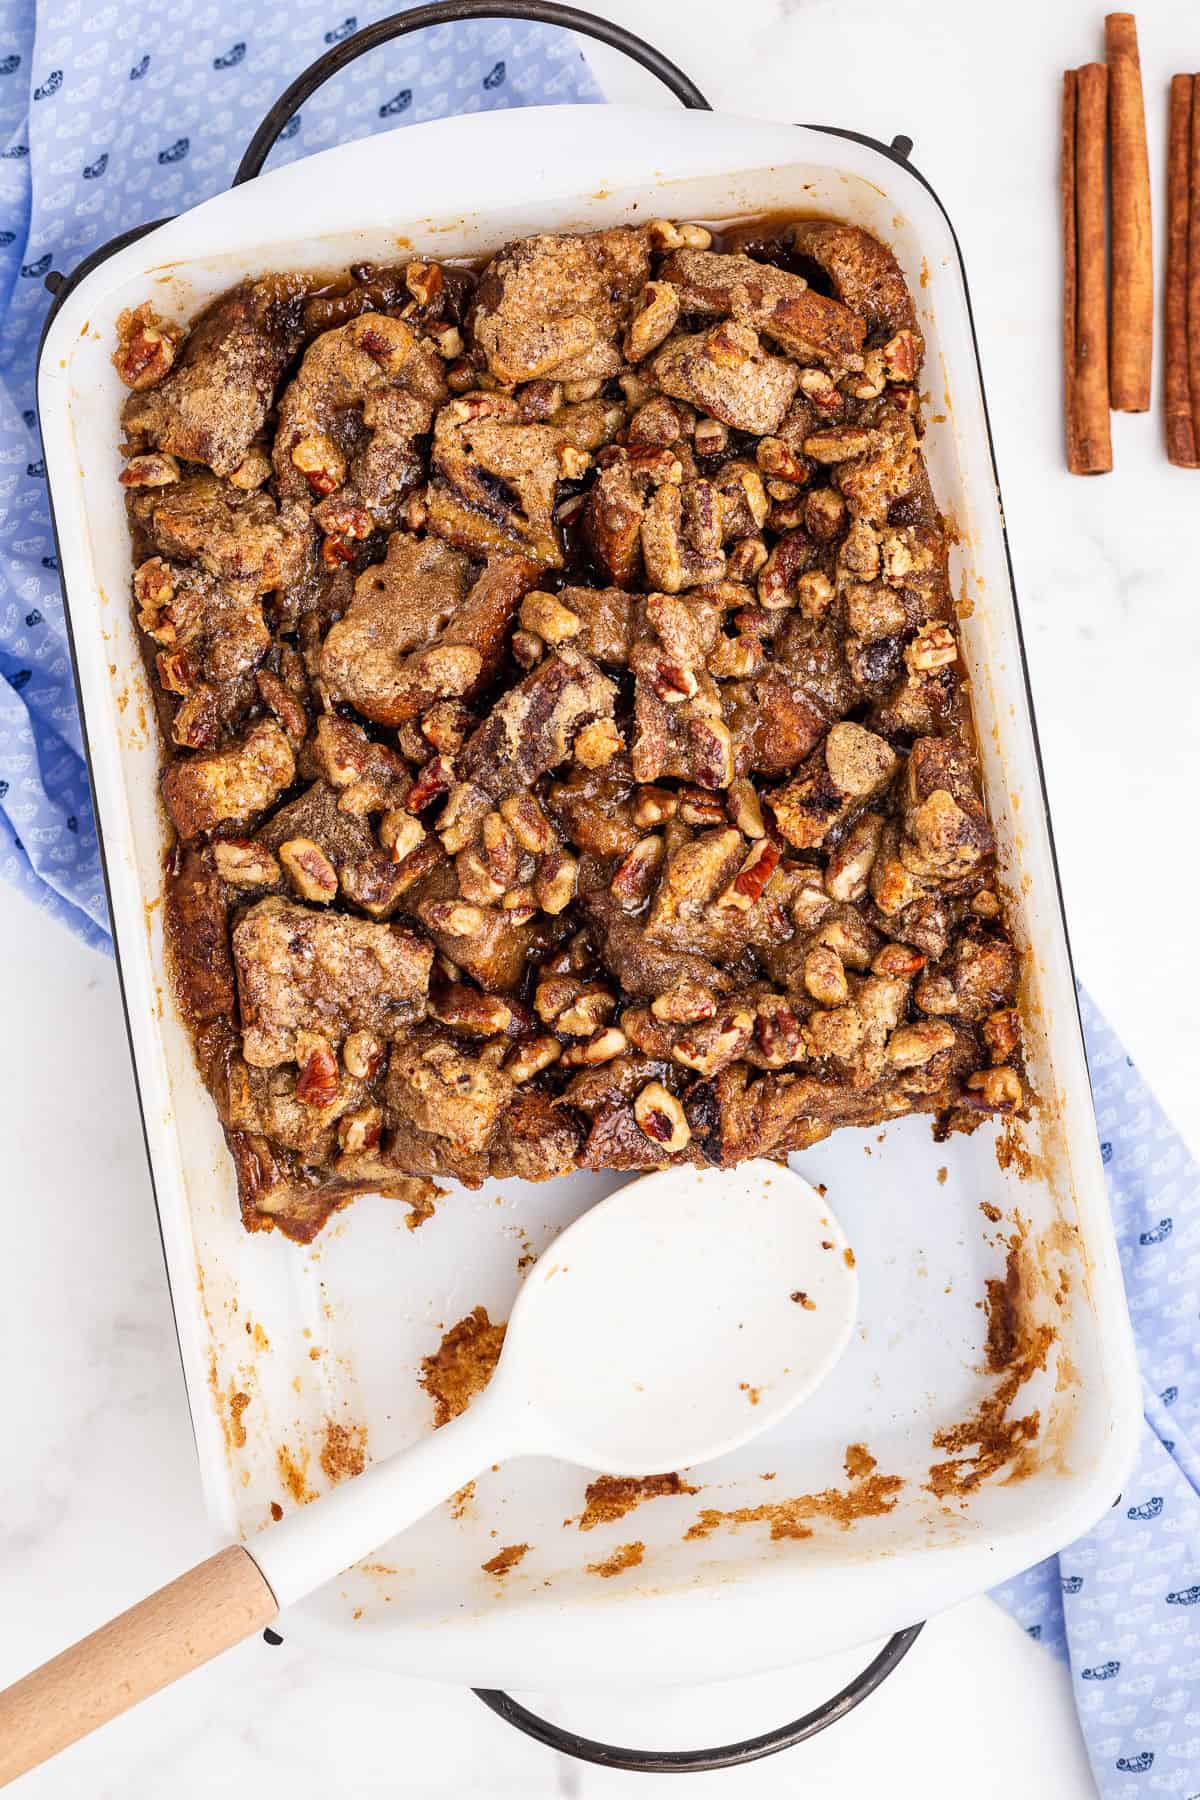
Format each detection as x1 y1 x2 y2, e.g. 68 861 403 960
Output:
34 0 1090 1773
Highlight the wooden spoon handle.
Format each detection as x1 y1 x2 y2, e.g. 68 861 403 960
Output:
0 1545 276 1786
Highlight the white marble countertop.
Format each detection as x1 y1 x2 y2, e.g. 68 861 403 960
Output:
6 1 1198 1793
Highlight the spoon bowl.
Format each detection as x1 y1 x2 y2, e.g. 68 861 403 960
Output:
498 1160 858 1474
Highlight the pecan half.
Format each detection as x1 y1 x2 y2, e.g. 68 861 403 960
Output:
296 1043 340 1109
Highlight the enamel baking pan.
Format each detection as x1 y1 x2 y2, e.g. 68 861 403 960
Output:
36 1 1140 1768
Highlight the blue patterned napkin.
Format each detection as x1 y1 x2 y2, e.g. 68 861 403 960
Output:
992 986 1200 1798
0 0 598 949
4 11 1198 1791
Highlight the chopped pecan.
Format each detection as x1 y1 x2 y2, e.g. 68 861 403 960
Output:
170 687 220 749
624 280 683 362
504 1034 563 1082
803 486 847 542
963 1066 1023 1112
872 942 926 978
756 437 809 483
499 792 556 855
726 778 766 838
156 649 194 695
560 1027 629 1067
480 811 521 889
982 1007 1021 1063
256 669 307 744
611 835 666 905
574 718 623 769
887 1020 955 1068
802 425 875 462
633 1081 691 1153
824 812 883 903
727 536 769 582
511 628 545 668
119 452 180 488
520 591 581 644
803 945 849 1007
713 838 779 912
406 756 454 813
405 260 444 306
113 304 179 390
672 1009 755 1077
291 432 347 496
535 974 583 1024
421 701 473 756
693 417 729 456
456 845 507 906
438 781 490 853
213 840 281 889
646 219 712 252
500 884 538 923
677 788 726 827
321 535 358 569
534 849 579 915
758 530 812 611
419 899 491 937
754 995 806 1068
338 1104 383 1153
686 715 734 790
342 1030 384 1080
632 786 679 829
883 330 919 382
651 981 717 1024
557 986 616 1037
279 838 339 904
429 980 514 1037
648 658 699 703
905 625 957 673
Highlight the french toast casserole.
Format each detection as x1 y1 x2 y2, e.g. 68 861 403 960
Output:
114 215 1026 1242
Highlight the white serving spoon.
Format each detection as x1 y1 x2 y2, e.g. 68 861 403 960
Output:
0 1159 856 1786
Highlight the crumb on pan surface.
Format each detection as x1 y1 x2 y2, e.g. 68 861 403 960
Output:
419 1305 506 1427
120 217 1026 1245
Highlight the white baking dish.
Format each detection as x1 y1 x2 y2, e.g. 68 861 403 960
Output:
39 102 1140 1690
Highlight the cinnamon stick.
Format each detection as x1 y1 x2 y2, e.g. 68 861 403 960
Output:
1062 71 1082 472
1106 14 1153 410
1067 64 1113 473
1189 76 1200 459
1166 75 1197 465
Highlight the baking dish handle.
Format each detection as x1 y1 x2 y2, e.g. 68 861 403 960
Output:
471 1623 925 1772
233 0 711 186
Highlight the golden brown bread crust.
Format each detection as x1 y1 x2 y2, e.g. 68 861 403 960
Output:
121 220 1026 1243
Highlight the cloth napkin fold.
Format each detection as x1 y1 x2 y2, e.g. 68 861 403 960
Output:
0 0 598 949
3 10 1198 1794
